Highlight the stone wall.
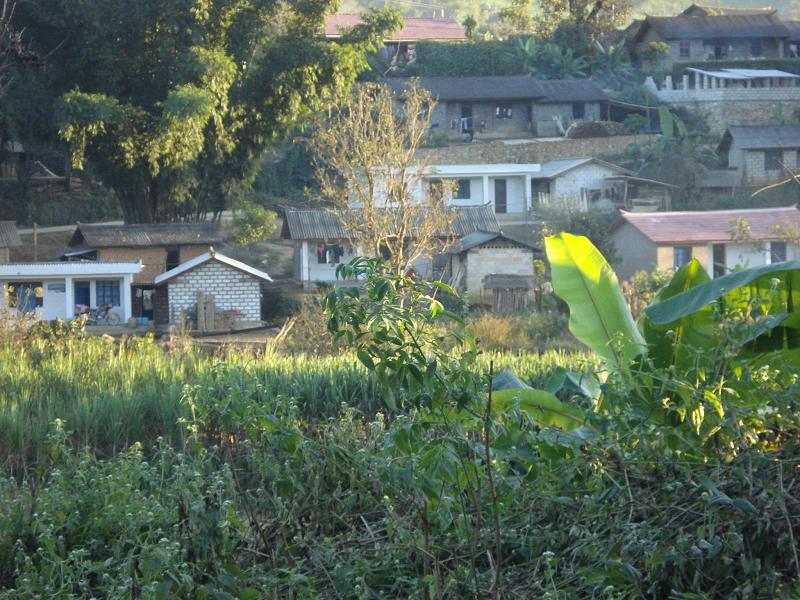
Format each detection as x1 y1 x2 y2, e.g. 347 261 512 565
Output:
167 260 262 324
418 134 655 165
647 81 800 135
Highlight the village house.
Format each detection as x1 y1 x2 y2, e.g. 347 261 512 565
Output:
154 249 272 329
360 163 542 223
630 7 793 69
610 206 800 282
644 68 800 134
63 223 223 321
443 231 538 310
281 204 526 291
0 222 21 263
324 14 465 65
386 76 608 139
717 124 800 186
0 260 141 322
529 157 676 212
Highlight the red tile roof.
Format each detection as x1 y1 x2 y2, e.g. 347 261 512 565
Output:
619 206 800 244
324 14 466 42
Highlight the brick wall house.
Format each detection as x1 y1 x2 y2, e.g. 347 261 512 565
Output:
387 76 608 140
718 124 800 186
154 250 272 327
63 222 223 321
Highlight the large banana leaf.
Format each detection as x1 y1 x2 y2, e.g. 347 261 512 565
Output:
641 259 716 369
545 233 646 373
492 388 585 431
646 261 800 325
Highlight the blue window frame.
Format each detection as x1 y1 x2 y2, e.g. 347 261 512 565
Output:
96 280 121 306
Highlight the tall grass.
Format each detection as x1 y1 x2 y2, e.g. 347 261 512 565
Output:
0 335 594 475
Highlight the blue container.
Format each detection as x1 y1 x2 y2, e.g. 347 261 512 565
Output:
137 317 150 326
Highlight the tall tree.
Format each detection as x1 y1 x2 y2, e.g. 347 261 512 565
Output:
312 82 455 276
538 0 632 49
12 2 400 223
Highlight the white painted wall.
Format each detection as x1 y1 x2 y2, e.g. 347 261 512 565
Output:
301 242 359 283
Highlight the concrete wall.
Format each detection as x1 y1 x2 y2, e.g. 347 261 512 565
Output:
611 223 658 282
532 102 602 136
300 241 359 283
432 100 532 138
737 148 800 184
462 244 534 301
551 163 618 208
418 135 655 165
166 261 262 324
637 29 783 69
0 248 9 263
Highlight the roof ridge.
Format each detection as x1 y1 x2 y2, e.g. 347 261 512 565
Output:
624 205 798 217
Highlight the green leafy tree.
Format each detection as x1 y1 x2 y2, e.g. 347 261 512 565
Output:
496 0 535 36
13 2 400 223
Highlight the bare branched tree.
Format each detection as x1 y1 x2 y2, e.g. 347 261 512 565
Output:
312 81 456 276
0 1 38 101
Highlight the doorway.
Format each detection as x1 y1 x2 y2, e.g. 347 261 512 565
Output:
494 179 507 214
74 281 91 309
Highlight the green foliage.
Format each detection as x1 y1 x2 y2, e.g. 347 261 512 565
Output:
226 202 277 245
12 2 401 222
546 233 646 373
408 38 526 77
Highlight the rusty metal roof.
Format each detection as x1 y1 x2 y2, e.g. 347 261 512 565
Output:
68 223 223 249
282 204 501 240
325 14 466 42
618 206 800 244
0 221 22 248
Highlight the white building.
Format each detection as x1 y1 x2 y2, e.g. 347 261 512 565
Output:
530 158 675 212
360 164 542 223
0 261 142 322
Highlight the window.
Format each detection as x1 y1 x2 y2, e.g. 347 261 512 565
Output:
316 243 343 265
454 179 471 199
764 149 783 171
714 44 726 59
7 282 43 312
495 102 513 119
166 248 180 271
770 241 787 264
751 40 762 57
572 102 586 119
673 246 692 270
679 41 691 58
96 280 121 306
713 243 726 278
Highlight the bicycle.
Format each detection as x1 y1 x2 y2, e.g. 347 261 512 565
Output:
75 304 121 326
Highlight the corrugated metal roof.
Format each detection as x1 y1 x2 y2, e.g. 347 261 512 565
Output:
787 21 800 37
532 157 633 179
637 13 789 40
448 230 539 253
720 125 800 150
154 250 272 285
619 206 800 244
282 205 500 240
687 67 799 79
69 223 223 249
681 4 777 17
324 14 466 41
0 221 22 248
385 76 607 103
